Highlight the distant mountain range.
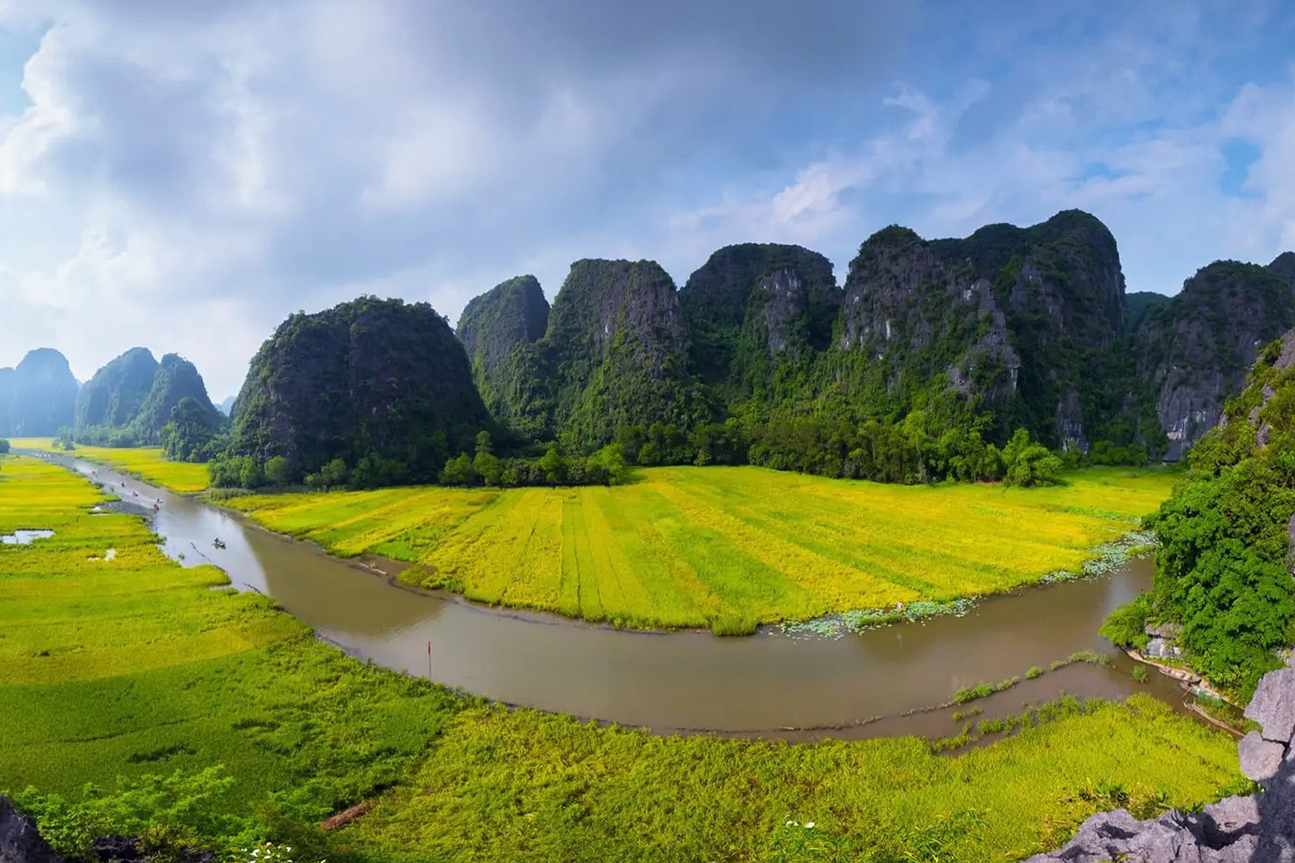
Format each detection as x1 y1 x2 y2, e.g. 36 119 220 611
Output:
460 211 1295 459
7 211 1293 485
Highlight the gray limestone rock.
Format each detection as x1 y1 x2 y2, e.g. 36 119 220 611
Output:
1029 665 1295 862
0 796 62 863
1245 668 1295 744
1241 731 1287 781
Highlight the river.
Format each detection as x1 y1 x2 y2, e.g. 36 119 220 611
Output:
61 455 1192 741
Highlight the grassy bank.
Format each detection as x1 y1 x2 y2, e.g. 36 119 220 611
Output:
8 438 210 493
227 465 1176 633
0 455 1240 862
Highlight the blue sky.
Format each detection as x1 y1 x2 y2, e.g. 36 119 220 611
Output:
0 0 1293 399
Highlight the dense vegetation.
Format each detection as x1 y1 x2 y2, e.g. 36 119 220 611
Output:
1104 330 1295 697
227 464 1173 633
454 212 1295 488
456 275 550 437
1134 259 1295 460
74 347 159 442
0 455 1244 862
72 347 224 460
678 243 840 402
222 296 490 487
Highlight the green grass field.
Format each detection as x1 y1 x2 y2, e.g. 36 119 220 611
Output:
7 438 210 493
0 454 1245 862
228 465 1178 632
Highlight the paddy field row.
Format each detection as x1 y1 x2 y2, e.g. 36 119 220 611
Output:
228 465 1178 632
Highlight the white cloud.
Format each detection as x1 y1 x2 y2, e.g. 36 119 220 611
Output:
0 0 1292 398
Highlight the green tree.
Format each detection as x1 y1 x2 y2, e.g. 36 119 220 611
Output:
590 443 632 485
264 456 290 487
473 432 502 486
537 444 567 486
0 438 9 454
1004 443 1062 487
441 453 478 486
320 458 349 489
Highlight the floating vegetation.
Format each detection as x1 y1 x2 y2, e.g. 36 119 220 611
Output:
779 598 977 639
1039 530 1158 584
954 676 1022 705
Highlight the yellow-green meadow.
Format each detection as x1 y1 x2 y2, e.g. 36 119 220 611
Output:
7 438 210 493
0 454 1246 862
228 465 1178 632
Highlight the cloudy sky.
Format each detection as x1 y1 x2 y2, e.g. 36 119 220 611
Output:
0 0 1293 399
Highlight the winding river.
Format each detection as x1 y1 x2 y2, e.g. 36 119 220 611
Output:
60 455 1191 740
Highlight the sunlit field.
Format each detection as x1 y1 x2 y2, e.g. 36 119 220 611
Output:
8 438 210 493
228 465 1178 632
0 454 1242 862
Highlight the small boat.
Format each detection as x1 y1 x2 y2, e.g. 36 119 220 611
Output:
213 538 226 550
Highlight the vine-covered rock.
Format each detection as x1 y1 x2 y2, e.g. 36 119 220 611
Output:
74 347 160 432
230 296 489 481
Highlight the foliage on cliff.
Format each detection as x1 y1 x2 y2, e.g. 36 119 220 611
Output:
227 296 489 484
74 347 159 437
1134 259 1295 460
131 354 222 444
678 243 840 405
73 348 223 449
1107 330 1295 696
456 275 550 437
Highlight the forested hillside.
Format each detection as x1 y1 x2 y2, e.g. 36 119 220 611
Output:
458 210 1295 481
226 296 489 486
1104 328 1295 696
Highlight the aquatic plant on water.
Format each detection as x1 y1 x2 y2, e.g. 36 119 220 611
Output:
778 598 977 640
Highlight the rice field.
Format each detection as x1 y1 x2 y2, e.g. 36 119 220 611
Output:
7 438 210 493
228 465 1178 633
0 454 1244 863
0 454 460 812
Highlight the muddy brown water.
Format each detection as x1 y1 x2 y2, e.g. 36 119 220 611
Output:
56 455 1193 741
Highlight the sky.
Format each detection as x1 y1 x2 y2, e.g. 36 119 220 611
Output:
0 1 1293 400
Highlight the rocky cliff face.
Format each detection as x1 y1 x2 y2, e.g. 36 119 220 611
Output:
1270 252 1295 287
0 795 62 863
1136 260 1295 460
130 354 221 444
1028 663 1295 863
678 243 840 401
75 347 160 432
542 259 707 446
455 275 550 437
3 349 78 437
231 296 488 479
828 211 1125 447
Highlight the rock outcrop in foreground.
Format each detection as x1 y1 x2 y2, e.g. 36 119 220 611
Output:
1029 664 1295 862
0 795 61 863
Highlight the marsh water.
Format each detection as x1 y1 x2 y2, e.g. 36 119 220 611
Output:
59 455 1193 740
